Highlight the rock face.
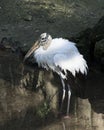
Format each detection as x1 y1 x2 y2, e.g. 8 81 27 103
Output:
95 39 104 62
0 50 45 129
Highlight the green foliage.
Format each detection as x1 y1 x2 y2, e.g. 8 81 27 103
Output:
36 100 51 119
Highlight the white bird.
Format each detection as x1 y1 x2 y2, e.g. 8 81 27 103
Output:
24 33 88 117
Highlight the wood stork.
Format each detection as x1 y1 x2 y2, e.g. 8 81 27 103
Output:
24 33 88 117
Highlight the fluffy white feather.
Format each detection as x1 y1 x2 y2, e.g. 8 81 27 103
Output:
34 38 88 79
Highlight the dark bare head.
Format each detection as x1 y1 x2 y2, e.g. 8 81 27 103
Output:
24 33 52 61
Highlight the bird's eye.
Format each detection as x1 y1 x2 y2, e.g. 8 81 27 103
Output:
42 38 45 40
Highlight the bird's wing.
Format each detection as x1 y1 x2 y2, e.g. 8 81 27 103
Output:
53 53 88 77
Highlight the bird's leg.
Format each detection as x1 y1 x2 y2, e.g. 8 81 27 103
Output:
66 84 71 116
60 76 66 112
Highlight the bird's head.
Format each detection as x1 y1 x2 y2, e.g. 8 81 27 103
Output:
38 33 52 47
23 33 52 61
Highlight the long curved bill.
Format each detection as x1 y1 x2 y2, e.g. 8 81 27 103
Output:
24 40 39 62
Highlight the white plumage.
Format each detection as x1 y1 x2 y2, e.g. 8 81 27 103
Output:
24 33 88 117
34 38 87 78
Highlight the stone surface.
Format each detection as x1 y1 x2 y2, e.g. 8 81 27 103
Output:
0 50 44 126
95 39 104 58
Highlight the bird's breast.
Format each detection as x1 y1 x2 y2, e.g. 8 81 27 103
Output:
34 46 56 70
